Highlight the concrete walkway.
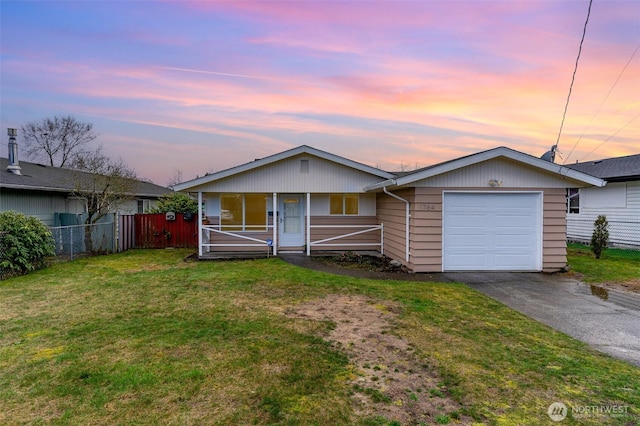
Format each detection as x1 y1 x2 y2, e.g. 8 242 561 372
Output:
441 272 640 367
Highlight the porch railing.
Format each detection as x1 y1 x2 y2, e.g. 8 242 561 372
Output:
201 224 274 250
200 222 384 256
308 224 383 255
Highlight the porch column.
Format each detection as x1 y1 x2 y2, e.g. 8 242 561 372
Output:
198 191 203 257
306 192 311 256
272 192 278 256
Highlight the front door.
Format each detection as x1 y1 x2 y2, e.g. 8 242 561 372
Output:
279 195 304 248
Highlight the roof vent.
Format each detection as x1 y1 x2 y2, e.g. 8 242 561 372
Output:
300 159 309 173
6 128 21 175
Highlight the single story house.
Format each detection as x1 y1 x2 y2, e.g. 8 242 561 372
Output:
174 145 605 272
1 157 172 226
565 154 640 248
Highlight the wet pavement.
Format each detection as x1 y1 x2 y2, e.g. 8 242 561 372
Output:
280 255 640 367
445 272 640 367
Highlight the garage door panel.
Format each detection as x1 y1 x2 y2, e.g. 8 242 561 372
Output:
494 254 536 269
448 235 486 248
443 193 541 271
494 236 533 249
450 254 487 271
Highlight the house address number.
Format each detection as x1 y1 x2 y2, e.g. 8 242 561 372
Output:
418 203 437 210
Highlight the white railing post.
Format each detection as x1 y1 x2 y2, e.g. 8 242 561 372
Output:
198 191 203 257
306 193 311 256
273 193 278 256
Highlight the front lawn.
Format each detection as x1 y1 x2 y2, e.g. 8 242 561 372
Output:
567 243 640 290
1 250 638 425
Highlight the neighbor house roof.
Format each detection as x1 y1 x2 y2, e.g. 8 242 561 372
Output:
564 154 640 182
364 146 606 191
0 158 171 197
174 145 396 191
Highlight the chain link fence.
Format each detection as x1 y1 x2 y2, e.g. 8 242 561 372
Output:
49 221 116 260
567 218 640 250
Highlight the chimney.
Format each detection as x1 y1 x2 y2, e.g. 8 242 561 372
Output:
7 128 21 175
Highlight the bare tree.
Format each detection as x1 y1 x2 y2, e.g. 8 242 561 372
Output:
167 169 183 189
21 116 98 167
69 149 137 253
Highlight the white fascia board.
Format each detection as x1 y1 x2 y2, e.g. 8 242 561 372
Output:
389 147 606 188
174 145 395 192
364 178 397 192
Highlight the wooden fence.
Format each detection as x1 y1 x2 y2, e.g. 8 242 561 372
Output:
118 213 197 250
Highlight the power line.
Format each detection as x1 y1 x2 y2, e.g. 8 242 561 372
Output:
564 42 640 164
554 0 593 151
580 111 640 161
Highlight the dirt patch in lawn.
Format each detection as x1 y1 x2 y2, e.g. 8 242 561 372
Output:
284 294 469 425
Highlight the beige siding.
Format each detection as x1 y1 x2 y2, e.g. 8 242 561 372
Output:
542 188 568 272
376 188 414 269
309 216 381 252
410 188 443 272
196 154 385 193
203 216 274 253
410 158 593 189
202 215 381 253
378 187 570 273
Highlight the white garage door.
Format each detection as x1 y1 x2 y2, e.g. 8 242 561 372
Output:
443 192 542 271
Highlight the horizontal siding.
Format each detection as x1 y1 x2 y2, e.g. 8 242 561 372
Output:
543 188 567 272
202 215 382 252
202 217 272 253
310 216 381 251
411 188 443 272
399 187 568 273
567 182 640 247
376 188 413 268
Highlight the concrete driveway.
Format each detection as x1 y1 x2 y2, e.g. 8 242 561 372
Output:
445 272 640 367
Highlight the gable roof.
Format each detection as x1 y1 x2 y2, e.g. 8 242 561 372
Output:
564 154 640 182
364 146 606 191
174 145 395 191
0 158 171 198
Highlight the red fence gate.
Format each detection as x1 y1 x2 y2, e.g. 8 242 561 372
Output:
119 213 198 250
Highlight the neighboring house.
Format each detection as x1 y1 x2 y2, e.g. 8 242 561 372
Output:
174 145 605 272
564 154 640 248
0 157 172 226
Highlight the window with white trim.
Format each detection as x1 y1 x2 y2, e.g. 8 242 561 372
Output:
330 194 359 215
567 188 580 214
137 199 152 213
220 193 269 231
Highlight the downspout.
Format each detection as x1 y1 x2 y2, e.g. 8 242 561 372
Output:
383 186 410 263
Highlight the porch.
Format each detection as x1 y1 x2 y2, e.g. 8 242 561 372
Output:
196 192 383 258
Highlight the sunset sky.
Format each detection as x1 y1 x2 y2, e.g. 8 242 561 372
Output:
1 1 639 186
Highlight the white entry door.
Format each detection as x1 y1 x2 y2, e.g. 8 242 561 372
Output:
443 192 542 271
279 195 305 247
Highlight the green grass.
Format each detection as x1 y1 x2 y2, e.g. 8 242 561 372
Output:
1 249 639 425
567 243 640 283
